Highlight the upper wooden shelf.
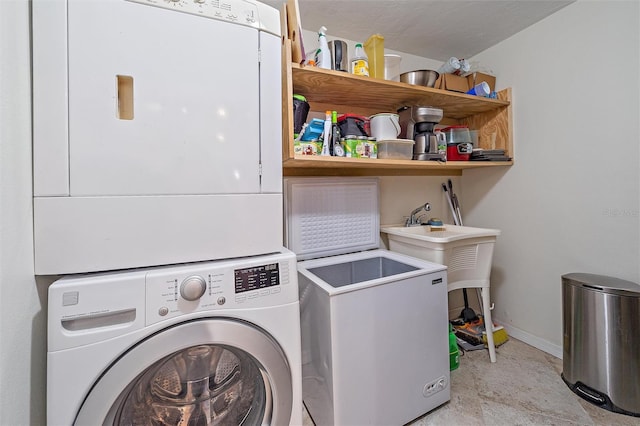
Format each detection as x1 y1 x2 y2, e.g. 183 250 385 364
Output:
291 64 510 120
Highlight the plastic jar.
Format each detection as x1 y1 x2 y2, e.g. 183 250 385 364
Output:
364 34 384 79
383 54 402 81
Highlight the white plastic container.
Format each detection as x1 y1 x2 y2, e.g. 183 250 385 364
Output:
369 113 400 140
383 54 402 81
377 139 414 160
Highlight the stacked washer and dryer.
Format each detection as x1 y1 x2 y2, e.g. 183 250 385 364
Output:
33 0 302 424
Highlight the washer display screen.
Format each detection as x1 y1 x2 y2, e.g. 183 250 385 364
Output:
234 263 280 294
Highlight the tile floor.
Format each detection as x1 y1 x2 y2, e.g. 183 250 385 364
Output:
301 337 638 426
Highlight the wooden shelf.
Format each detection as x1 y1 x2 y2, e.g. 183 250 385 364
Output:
291 64 510 120
283 155 513 176
281 40 513 177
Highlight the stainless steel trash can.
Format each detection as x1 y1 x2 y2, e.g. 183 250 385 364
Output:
561 273 640 417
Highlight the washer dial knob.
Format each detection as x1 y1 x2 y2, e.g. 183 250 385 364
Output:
180 276 206 301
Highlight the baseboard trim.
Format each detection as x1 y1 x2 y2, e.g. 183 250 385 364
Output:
493 318 563 359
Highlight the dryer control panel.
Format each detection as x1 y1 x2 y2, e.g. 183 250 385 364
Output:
145 251 297 326
127 0 260 29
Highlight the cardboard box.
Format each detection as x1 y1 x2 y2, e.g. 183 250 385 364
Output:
343 138 377 158
294 140 323 155
466 72 496 93
435 74 470 93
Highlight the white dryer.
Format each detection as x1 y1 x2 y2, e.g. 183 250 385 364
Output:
32 0 284 274
47 250 302 425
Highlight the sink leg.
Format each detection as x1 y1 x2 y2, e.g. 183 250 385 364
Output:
481 286 497 363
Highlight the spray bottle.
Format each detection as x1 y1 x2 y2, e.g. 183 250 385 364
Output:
316 26 331 70
320 110 332 156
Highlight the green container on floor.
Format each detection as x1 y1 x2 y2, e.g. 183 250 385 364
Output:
449 324 460 370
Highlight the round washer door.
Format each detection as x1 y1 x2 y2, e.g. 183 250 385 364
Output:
75 318 293 425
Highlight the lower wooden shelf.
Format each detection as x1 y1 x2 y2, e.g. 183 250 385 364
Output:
282 156 513 176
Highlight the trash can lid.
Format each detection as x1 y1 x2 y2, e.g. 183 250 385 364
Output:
562 273 640 296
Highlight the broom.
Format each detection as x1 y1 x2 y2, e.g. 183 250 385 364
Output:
443 181 480 324
453 315 509 348
442 180 509 348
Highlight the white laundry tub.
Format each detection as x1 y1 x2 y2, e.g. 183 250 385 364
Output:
380 224 500 290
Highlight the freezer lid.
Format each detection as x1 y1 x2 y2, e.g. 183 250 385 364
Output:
562 273 640 296
284 178 379 260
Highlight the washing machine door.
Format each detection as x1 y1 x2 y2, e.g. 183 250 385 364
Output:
74 319 293 425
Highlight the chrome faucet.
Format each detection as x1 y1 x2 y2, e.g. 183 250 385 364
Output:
405 203 431 227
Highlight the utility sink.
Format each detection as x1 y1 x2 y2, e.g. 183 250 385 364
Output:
380 223 500 267
380 223 500 289
380 224 500 244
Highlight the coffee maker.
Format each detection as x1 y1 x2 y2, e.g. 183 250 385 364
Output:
398 106 445 161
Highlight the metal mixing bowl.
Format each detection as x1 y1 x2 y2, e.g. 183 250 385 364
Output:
400 70 439 87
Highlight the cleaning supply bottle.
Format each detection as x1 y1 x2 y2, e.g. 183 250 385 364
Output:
320 110 332 156
364 34 384 79
351 43 369 77
331 110 344 157
449 324 460 371
316 26 331 70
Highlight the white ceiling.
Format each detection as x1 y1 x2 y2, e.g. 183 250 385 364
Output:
261 0 574 61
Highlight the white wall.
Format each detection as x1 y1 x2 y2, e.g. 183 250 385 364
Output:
0 1 48 424
301 28 444 75
462 0 640 356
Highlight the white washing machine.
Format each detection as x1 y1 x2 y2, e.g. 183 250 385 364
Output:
47 250 302 425
284 178 451 426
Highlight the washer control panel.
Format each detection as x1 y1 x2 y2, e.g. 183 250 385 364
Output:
145 251 296 325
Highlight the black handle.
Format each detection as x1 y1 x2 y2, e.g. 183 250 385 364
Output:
356 119 368 136
335 42 343 71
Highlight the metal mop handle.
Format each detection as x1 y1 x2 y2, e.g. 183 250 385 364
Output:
448 179 463 225
442 183 459 225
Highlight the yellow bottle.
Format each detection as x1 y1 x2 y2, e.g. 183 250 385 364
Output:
364 34 384 79
351 43 369 77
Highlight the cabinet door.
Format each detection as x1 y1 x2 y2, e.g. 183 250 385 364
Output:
67 0 261 196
